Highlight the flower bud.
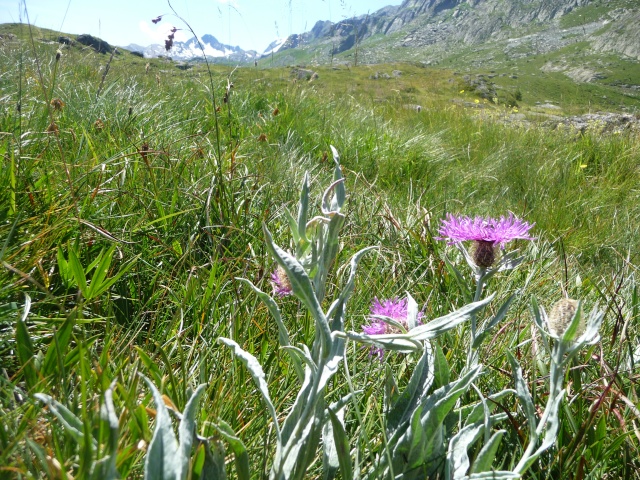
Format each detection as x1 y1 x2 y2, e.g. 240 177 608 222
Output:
271 265 292 297
547 298 584 338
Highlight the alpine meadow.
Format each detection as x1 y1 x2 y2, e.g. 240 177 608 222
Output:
1 0 640 478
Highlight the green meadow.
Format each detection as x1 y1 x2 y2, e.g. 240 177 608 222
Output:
1 23 640 479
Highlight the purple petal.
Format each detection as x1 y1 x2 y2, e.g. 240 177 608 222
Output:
436 213 534 247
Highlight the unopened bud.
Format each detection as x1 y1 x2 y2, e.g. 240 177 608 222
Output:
547 298 584 338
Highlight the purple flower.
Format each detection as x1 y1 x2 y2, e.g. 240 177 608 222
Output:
362 298 423 359
271 266 292 297
436 213 534 268
437 213 535 248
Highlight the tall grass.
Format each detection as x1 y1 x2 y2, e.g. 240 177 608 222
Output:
1 23 639 478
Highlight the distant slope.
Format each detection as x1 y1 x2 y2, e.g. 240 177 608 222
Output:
271 0 640 66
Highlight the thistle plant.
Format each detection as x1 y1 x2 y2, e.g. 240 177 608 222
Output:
220 146 367 479
343 289 506 478
26 158 604 479
345 313 496 478
280 145 347 302
223 154 522 479
337 211 532 478
341 212 602 478
436 213 535 367
510 297 605 476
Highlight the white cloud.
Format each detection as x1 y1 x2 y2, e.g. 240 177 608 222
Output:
138 20 189 45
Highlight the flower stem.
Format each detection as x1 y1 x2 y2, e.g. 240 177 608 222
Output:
466 268 487 368
514 342 567 475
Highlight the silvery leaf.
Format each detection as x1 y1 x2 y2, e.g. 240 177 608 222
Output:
446 421 485 480
217 338 280 442
141 376 180 480
297 173 310 242
470 430 506 475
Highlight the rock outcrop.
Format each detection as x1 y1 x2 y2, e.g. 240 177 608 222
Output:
76 34 113 54
591 9 640 60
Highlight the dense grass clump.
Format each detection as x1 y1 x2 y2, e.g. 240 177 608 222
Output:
1 23 640 479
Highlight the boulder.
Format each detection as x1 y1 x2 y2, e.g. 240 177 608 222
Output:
76 34 112 54
403 104 423 112
290 67 318 81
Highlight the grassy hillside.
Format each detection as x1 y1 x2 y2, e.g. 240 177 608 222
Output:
1 23 640 479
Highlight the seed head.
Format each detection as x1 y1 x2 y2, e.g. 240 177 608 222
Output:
50 98 65 111
46 122 59 135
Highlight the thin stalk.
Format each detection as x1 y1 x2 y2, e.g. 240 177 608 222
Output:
23 4 79 215
96 47 117 98
513 344 566 475
166 0 231 239
166 0 222 163
466 268 487 368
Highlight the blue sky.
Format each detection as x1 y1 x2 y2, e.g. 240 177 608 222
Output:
0 0 403 52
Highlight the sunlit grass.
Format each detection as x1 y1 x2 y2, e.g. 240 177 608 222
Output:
1 22 640 479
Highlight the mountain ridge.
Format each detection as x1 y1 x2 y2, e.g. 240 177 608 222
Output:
270 0 640 66
5 0 637 69
123 34 257 62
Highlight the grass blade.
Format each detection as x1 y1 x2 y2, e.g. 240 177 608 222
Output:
16 295 37 389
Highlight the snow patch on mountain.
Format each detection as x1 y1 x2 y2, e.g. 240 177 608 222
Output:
124 34 258 62
262 38 287 56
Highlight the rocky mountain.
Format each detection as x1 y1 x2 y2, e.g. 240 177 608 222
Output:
271 0 640 65
590 8 640 60
262 38 288 56
125 34 257 62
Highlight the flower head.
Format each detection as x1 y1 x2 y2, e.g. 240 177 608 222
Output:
437 213 534 247
271 265 292 297
437 213 534 267
362 297 423 359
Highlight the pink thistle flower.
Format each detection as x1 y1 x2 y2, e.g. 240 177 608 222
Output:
271 266 292 297
362 298 423 359
436 213 535 267
437 213 534 248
